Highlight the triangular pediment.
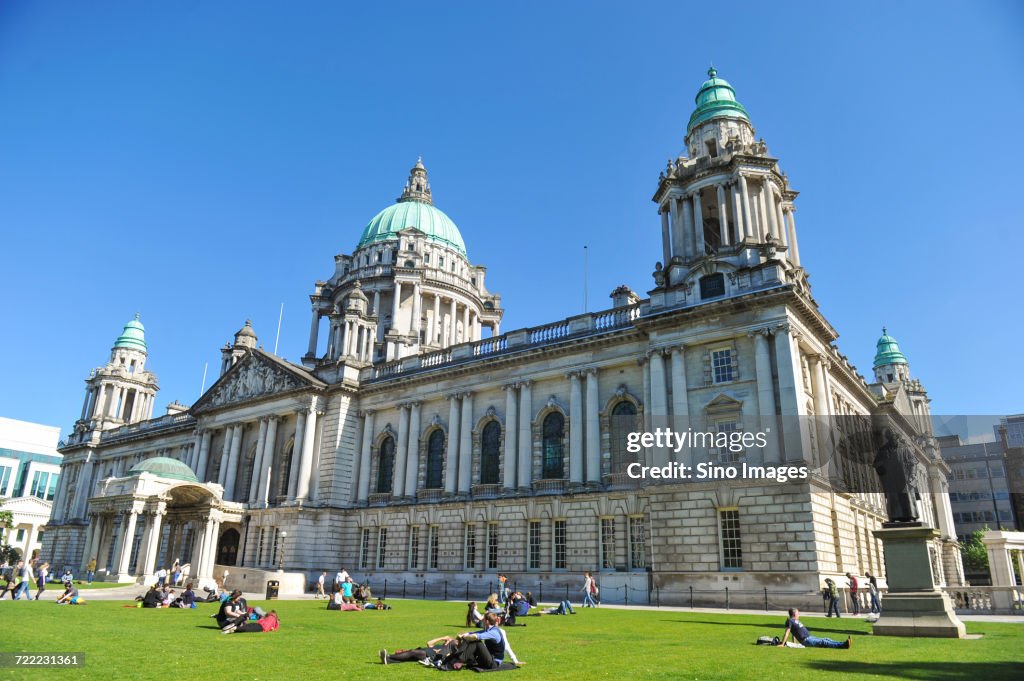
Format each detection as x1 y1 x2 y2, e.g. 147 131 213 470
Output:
4 495 53 517
704 392 743 412
192 350 325 413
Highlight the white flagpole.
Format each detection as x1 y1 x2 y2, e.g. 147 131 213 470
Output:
274 303 284 355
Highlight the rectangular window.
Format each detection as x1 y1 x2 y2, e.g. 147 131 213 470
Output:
712 349 735 383
629 516 647 570
528 521 541 570
256 528 265 566
359 528 371 569
0 465 11 495
408 526 420 570
554 519 567 570
464 524 477 570
270 527 280 567
487 523 499 570
600 518 616 570
716 421 741 463
428 525 440 570
719 509 743 570
377 527 388 570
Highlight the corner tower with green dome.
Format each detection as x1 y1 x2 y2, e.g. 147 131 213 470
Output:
650 67 806 311
873 326 911 384
73 314 160 436
303 158 504 366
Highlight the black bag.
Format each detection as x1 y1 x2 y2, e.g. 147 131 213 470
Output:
756 636 781 646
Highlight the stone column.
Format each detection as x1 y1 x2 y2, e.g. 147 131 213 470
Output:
224 424 243 501
739 174 753 241
203 519 221 578
640 357 651 467
669 196 683 258
445 395 461 494
774 324 809 462
295 407 318 502
461 306 470 345
287 411 307 500
681 195 694 259
391 282 402 332
569 372 584 485
670 346 689 420
140 510 165 578
81 516 99 571
751 329 780 463
717 183 729 246
449 298 458 347
393 404 410 497
405 402 421 497
585 368 601 484
411 283 422 338
517 381 533 489
94 384 106 421
432 294 441 345
73 458 96 520
809 355 833 469
692 192 705 257
503 385 518 490
195 430 212 483
115 510 139 577
649 351 669 466
357 410 374 502
96 515 114 571
660 208 672 265
258 416 279 506
248 418 269 503
785 208 801 265
765 182 780 241
459 393 474 493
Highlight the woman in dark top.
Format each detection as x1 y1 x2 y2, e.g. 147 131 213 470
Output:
141 585 163 608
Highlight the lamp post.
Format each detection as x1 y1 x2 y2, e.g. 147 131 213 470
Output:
278 531 287 571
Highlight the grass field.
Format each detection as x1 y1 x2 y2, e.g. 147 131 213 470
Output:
1 599 1022 681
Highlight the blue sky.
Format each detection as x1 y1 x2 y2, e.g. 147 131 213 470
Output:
1 1 1022 436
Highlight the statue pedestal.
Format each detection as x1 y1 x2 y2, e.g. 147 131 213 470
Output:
872 525 965 638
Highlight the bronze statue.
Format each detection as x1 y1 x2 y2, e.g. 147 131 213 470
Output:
873 428 920 522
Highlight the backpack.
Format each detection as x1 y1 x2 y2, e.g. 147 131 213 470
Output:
756 636 781 646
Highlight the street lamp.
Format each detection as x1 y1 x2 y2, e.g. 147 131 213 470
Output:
278 531 287 571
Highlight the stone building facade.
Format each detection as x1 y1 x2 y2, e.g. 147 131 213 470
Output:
42 69 963 604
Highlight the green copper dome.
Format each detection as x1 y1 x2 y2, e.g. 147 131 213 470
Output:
129 456 198 483
357 200 467 257
873 327 908 367
687 67 751 134
113 313 147 352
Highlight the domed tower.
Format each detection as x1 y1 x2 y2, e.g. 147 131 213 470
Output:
650 68 804 308
220 319 258 376
304 158 504 365
873 327 910 385
74 314 160 436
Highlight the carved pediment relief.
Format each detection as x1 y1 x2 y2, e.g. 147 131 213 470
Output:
197 353 309 411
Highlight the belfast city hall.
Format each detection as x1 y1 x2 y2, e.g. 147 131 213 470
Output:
42 69 964 607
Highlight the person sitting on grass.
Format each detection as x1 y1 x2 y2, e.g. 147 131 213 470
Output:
484 593 503 614
379 636 457 665
215 591 248 631
141 584 163 608
449 613 522 670
777 608 852 649
55 583 82 605
171 584 195 608
222 609 280 634
466 601 484 627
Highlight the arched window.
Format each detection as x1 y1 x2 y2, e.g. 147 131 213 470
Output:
610 401 638 472
277 439 294 498
542 412 565 479
425 430 445 489
376 435 395 494
216 528 240 566
480 421 501 484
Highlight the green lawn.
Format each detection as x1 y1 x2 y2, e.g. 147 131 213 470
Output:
1 599 1021 681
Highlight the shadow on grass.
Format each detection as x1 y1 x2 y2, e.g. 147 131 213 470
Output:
806 661 1020 681
660 619 863 636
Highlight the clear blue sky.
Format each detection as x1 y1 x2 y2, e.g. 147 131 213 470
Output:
1 1 1021 436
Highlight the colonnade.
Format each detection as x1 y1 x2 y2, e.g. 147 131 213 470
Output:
79 382 155 424
659 172 800 267
354 370 605 502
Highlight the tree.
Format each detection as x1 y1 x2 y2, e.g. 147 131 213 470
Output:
959 527 990 575
0 499 16 565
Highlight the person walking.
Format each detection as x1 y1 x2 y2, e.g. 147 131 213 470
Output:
778 608 852 649
34 562 49 600
316 571 327 599
846 573 860 616
15 560 34 600
824 578 841 618
866 573 882 615
581 571 597 608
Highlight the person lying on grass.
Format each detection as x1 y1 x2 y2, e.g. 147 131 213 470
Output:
379 635 460 665
222 610 280 634
777 608 852 649
379 614 523 670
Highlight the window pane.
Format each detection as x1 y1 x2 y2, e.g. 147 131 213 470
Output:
610 402 638 472
719 510 742 570
542 413 565 479
377 436 395 493
554 520 567 570
426 430 445 489
481 422 502 484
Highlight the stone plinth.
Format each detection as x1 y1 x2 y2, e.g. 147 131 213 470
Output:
872 525 965 638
